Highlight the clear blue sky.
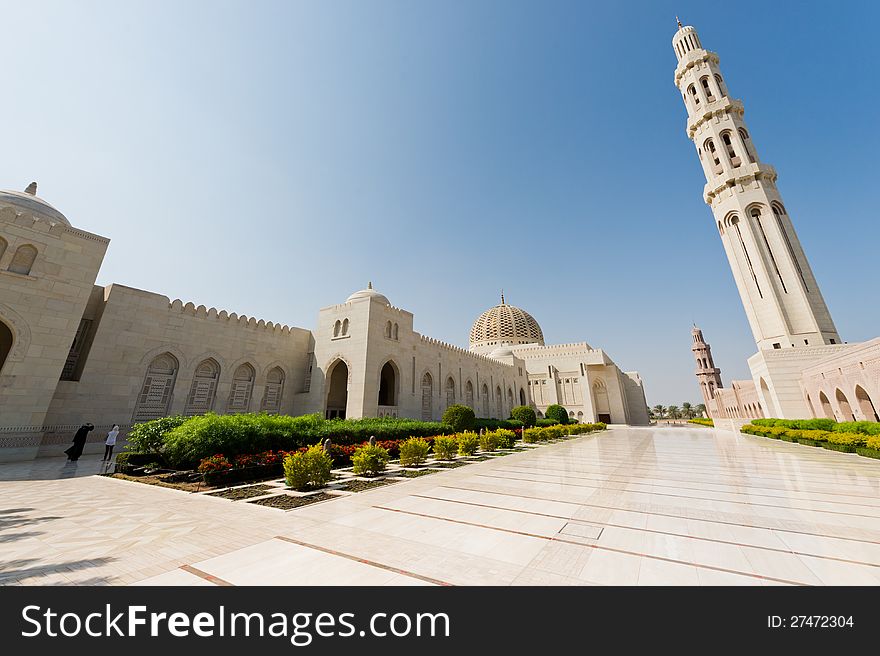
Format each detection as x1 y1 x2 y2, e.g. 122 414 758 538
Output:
2 0 878 405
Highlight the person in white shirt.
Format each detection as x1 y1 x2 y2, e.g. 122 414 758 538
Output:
103 425 120 461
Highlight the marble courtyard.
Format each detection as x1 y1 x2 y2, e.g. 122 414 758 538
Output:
2 425 880 586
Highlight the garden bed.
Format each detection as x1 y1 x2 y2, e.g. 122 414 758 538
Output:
395 469 440 478
248 493 336 510
856 447 880 460
336 478 398 492
207 484 277 500
431 461 468 469
108 472 214 493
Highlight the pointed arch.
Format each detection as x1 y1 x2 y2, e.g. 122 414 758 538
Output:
818 390 834 419
333 320 341 337
445 376 456 408
0 236 7 263
261 366 285 413
835 388 855 422
133 352 178 421
465 379 475 409
421 371 434 421
184 358 220 415
481 383 490 417
325 358 349 419
378 359 399 407
227 362 256 412
495 385 503 418
341 318 349 335
519 387 526 406
854 385 879 422
0 318 13 376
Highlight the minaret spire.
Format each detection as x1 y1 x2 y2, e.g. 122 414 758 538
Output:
673 25 840 351
500 290 505 305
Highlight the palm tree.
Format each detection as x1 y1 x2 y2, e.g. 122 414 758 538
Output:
667 405 681 420
652 404 666 420
681 402 693 419
694 403 707 418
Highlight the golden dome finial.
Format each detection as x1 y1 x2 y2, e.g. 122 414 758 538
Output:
500 289 505 305
367 281 373 289
676 16 683 29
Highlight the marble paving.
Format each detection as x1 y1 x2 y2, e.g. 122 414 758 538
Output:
2 425 880 586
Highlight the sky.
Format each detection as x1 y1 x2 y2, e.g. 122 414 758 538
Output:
2 0 878 406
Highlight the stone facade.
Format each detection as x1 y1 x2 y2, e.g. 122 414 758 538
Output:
0 187 649 461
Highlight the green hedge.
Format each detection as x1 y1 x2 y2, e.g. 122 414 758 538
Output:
147 413 452 467
474 418 524 431
742 421 880 460
441 405 476 432
688 418 714 427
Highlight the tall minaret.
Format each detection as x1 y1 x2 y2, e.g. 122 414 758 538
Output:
691 325 723 417
673 22 840 351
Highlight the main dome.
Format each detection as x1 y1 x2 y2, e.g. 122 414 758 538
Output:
469 295 544 354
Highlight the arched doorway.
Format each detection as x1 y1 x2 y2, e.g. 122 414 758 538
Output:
326 359 349 419
835 388 855 422
378 361 397 407
593 379 611 424
0 320 12 375
818 391 834 419
855 385 879 422
421 372 433 421
519 387 526 406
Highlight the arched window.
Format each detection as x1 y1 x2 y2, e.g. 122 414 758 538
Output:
700 76 715 101
688 84 700 107
341 318 349 336
185 358 220 415
465 380 475 408
721 132 738 163
496 386 503 418
385 321 392 338
8 244 37 275
714 74 726 97
481 384 490 417
227 363 255 412
392 323 398 340
507 388 514 414
446 376 456 407
132 353 178 421
333 320 341 337
519 387 526 406
0 237 7 263
0 319 13 375
704 138 721 173
261 367 285 413
738 128 755 163
421 372 433 421
772 204 809 291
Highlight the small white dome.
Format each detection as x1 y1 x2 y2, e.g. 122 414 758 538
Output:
0 184 69 226
346 282 390 306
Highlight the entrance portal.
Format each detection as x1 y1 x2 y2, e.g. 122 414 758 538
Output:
326 360 349 419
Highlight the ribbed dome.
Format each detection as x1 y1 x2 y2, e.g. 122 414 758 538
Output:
0 184 70 226
469 295 544 354
345 282 390 306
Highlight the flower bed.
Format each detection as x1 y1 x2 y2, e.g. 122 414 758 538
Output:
248 493 335 510
207 484 276 500
337 479 397 492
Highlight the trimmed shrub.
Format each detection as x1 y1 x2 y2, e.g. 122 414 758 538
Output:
688 418 714 427
474 418 523 431
494 429 517 448
457 432 479 456
510 406 537 427
824 432 867 450
545 404 569 425
442 405 476 432
351 444 390 476
479 431 501 452
835 421 880 436
399 437 430 466
127 415 188 454
432 436 458 460
283 445 333 490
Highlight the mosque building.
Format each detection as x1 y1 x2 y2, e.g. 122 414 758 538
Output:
673 21 880 427
0 186 648 461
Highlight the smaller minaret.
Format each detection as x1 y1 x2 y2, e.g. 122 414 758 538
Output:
692 325 723 418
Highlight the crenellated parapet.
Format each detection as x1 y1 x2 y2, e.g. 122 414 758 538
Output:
167 298 298 335
418 334 509 365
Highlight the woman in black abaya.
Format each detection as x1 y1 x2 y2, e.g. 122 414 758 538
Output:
65 423 94 461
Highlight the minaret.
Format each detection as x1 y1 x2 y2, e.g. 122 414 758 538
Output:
691 325 723 417
673 22 840 351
